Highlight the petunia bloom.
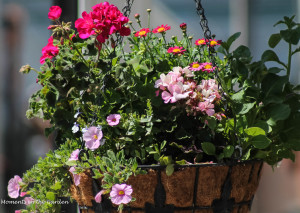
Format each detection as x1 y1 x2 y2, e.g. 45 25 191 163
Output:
189 62 202 71
152 24 171 34
83 126 103 150
48 6 62 21
135 28 150 38
95 190 106 203
24 197 35 205
167 46 186 55
107 114 121 126
110 184 133 205
8 175 22 198
69 167 81 186
195 38 207 46
68 149 80 161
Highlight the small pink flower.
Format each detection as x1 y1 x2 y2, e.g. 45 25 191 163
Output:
48 6 62 21
83 126 103 150
110 184 133 205
195 38 207 46
68 149 80 161
95 190 106 203
15 211 21 213
106 114 121 126
189 62 202 71
135 28 150 38
40 36 59 64
152 24 171 34
198 101 215 116
20 192 27 197
201 62 215 73
8 175 22 198
69 167 81 186
24 197 34 205
167 46 186 55
208 39 222 47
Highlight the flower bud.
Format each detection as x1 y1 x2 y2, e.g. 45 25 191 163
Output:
180 23 187 30
188 36 193 40
147 9 151 13
128 21 133 24
19 65 31 74
134 13 140 19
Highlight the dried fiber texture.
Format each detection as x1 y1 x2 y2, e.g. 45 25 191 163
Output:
196 165 229 206
161 167 196 207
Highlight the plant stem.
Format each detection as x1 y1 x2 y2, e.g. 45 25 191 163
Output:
287 42 292 80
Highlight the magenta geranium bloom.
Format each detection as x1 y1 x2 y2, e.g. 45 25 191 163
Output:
68 149 80 161
106 114 121 126
8 175 22 198
83 126 103 150
48 6 62 21
69 167 81 186
40 36 59 64
110 184 133 205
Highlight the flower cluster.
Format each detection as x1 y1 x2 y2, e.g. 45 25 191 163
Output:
75 2 130 45
40 36 59 64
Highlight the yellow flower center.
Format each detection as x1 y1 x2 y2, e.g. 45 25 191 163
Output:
157 27 165 33
139 31 146 36
197 40 205 45
204 64 212 69
173 48 181 53
210 40 218 46
192 63 200 68
93 135 98 140
118 190 125 195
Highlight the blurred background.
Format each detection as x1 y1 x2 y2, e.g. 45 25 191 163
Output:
0 0 300 212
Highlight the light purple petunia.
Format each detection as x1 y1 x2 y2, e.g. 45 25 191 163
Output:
69 167 81 186
8 175 22 198
106 114 121 126
83 126 103 150
95 190 106 203
24 197 34 205
110 184 133 205
68 149 80 161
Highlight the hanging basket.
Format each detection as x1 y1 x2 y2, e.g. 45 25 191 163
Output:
70 160 263 213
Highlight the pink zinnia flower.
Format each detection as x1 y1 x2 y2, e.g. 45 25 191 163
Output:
208 39 222 47
48 6 62 21
189 62 202 71
201 62 215 73
110 184 133 205
195 38 207 46
95 190 106 203
69 167 81 186
135 28 150 38
68 149 80 161
40 36 59 64
167 46 186 55
106 114 121 126
83 126 103 150
8 175 22 198
152 24 171 34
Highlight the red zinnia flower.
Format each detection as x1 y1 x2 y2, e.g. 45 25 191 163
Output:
167 46 186 55
135 28 150 38
153 24 171 34
195 38 207 46
208 39 222 47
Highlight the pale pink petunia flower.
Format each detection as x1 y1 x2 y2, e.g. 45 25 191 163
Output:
83 126 103 150
106 114 121 126
69 167 81 186
8 175 22 198
95 190 106 203
68 149 80 161
110 184 133 205
24 197 34 205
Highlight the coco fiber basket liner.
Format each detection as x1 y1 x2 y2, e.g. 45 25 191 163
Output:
71 160 263 213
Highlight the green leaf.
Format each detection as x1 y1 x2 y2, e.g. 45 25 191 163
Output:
175 160 186 165
268 33 281 48
46 192 55 201
268 67 282 74
254 121 272 133
201 142 216 155
227 32 241 49
224 145 234 158
235 102 255 115
245 127 266 137
280 27 300 45
51 182 62 191
206 117 217 130
112 57 118 66
251 135 271 149
261 50 280 62
166 164 174 176
286 139 300 151
233 45 251 59
107 150 116 161
267 104 291 126
231 90 245 103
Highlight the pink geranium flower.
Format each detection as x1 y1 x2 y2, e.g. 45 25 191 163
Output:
8 175 22 198
110 184 133 205
152 24 171 34
167 46 186 55
106 114 121 126
75 12 95 39
40 37 59 64
95 190 106 203
161 83 191 103
83 126 103 150
69 167 81 186
198 101 215 116
135 28 150 38
68 149 80 161
189 62 202 71
48 6 62 21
